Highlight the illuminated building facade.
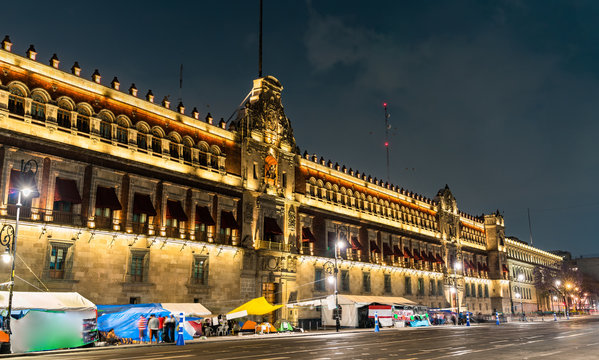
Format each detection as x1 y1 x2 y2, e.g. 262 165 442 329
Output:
0 38 561 321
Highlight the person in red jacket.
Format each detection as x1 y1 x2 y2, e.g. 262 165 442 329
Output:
158 315 165 343
137 315 147 343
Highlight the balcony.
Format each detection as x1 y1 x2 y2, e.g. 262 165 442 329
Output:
95 215 113 230
131 221 149 235
258 240 290 252
52 210 79 225
6 204 34 220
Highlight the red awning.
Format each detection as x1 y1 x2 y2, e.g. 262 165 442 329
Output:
96 186 122 210
428 252 435 263
393 245 402 257
382 243 393 256
421 250 430 262
477 262 483 271
483 263 489 272
350 236 362 250
221 211 240 229
469 260 476 270
54 178 82 204
302 227 316 243
502 264 509 272
132 193 156 216
435 254 445 264
166 200 188 221
369 240 381 253
263 216 282 235
195 206 215 225
403 247 413 258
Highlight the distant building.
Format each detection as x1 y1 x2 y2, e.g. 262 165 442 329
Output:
0 37 562 323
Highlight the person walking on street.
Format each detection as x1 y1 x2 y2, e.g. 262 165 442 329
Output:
148 314 160 344
137 315 147 343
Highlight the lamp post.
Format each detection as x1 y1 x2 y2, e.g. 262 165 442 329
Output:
327 238 345 332
452 261 462 323
1 159 38 350
517 273 526 321
555 280 569 320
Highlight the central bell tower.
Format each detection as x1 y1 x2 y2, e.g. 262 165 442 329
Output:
234 76 300 325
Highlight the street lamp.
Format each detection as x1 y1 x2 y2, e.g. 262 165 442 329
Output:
554 280 569 320
333 238 345 332
452 261 462 321
1 159 38 350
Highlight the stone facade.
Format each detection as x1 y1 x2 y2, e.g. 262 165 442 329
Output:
0 41 562 323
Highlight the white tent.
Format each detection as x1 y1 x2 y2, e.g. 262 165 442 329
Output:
321 294 416 328
0 292 96 353
161 303 212 317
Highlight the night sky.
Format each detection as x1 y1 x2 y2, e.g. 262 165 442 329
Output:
3 1 597 257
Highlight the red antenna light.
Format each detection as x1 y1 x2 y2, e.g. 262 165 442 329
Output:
384 141 389 147
383 102 387 107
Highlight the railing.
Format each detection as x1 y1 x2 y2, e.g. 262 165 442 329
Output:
258 240 290 252
95 216 113 230
165 226 181 238
53 210 78 225
131 221 149 234
6 204 34 219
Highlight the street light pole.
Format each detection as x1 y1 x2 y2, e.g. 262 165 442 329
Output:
517 273 526 321
1 159 38 351
334 239 340 332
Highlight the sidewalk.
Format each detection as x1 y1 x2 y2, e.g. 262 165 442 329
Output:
0 316 584 358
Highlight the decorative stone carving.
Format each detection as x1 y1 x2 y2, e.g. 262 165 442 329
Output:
287 206 296 232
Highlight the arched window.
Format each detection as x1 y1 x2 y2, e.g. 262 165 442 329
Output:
76 107 91 134
56 99 73 129
30 92 46 121
210 145 221 168
99 114 112 141
116 116 131 144
136 122 149 151
7 87 25 116
182 137 194 164
198 142 209 166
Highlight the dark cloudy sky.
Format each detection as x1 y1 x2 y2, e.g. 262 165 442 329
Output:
3 1 598 256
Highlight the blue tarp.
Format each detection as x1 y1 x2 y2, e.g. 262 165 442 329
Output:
97 304 193 341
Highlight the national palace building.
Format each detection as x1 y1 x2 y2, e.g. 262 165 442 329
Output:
0 37 563 324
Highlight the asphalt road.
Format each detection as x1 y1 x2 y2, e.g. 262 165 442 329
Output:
22 317 599 360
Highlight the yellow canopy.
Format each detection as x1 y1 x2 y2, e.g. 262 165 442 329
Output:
228 297 283 316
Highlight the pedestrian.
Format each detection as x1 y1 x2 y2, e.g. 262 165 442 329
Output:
105 328 121 345
165 314 176 343
148 314 160 344
137 315 147 343
158 315 165 342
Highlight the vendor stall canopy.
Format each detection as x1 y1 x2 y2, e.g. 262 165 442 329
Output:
228 297 283 316
0 291 95 311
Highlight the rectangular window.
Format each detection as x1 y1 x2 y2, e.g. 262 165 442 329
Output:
437 280 443 296
430 280 436 296
116 127 128 144
465 283 470 297
170 143 179 158
130 252 146 282
405 277 412 295
183 146 192 163
49 245 68 279
341 270 350 292
471 283 476 298
152 137 162 154
384 274 392 294
31 102 45 121
282 172 287 188
77 115 90 133
478 284 483 298
191 256 208 285
137 133 147 150
100 121 112 140
484 284 489 298
57 109 71 128
253 163 258 179
363 272 371 293
314 269 324 292
417 278 425 295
